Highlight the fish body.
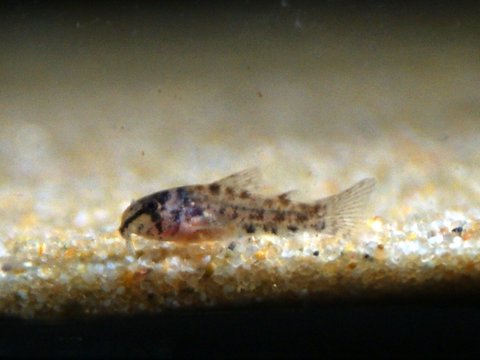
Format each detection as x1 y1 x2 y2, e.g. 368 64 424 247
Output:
119 168 375 254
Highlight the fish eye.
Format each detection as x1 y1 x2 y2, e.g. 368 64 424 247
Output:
145 200 158 212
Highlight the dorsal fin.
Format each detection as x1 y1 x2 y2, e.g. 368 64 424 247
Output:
277 190 298 200
274 190 298 207
213 167 262 192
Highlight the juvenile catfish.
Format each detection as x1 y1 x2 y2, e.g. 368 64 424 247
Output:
119 168 375 254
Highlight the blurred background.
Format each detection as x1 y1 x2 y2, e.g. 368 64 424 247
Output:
1 1 479 191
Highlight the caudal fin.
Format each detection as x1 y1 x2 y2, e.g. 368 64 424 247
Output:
315 178 376 236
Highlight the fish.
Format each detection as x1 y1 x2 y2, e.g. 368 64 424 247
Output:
119 168 376 254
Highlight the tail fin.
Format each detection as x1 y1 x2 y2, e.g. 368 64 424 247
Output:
315 178 376 236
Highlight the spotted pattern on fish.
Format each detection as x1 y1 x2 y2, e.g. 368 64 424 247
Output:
119 168 376 254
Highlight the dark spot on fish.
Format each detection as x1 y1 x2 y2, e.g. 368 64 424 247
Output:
226 187 234 196
240 190 250 199
287 225 298 232
209 183 221 195
296 213 308 223
249 209 264 221
313 250 319 256
278 194 291 206
171 210 181 224
273 212 286 222
299 203 310 212
144 200 160 222
263 225 278 235
193 207 204 217
155 221 163 234
156 191 170 205
176 187 190 205
245 224 256 234
313 203 326 214
195 185 204 191
264 199 274 208
145 200 158 212
219 207 226 216
150 211 161 222
187 206 203 218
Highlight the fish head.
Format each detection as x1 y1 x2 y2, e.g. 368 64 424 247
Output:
119 196 163 239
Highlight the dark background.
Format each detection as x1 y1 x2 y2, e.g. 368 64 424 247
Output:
2 299 480 358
